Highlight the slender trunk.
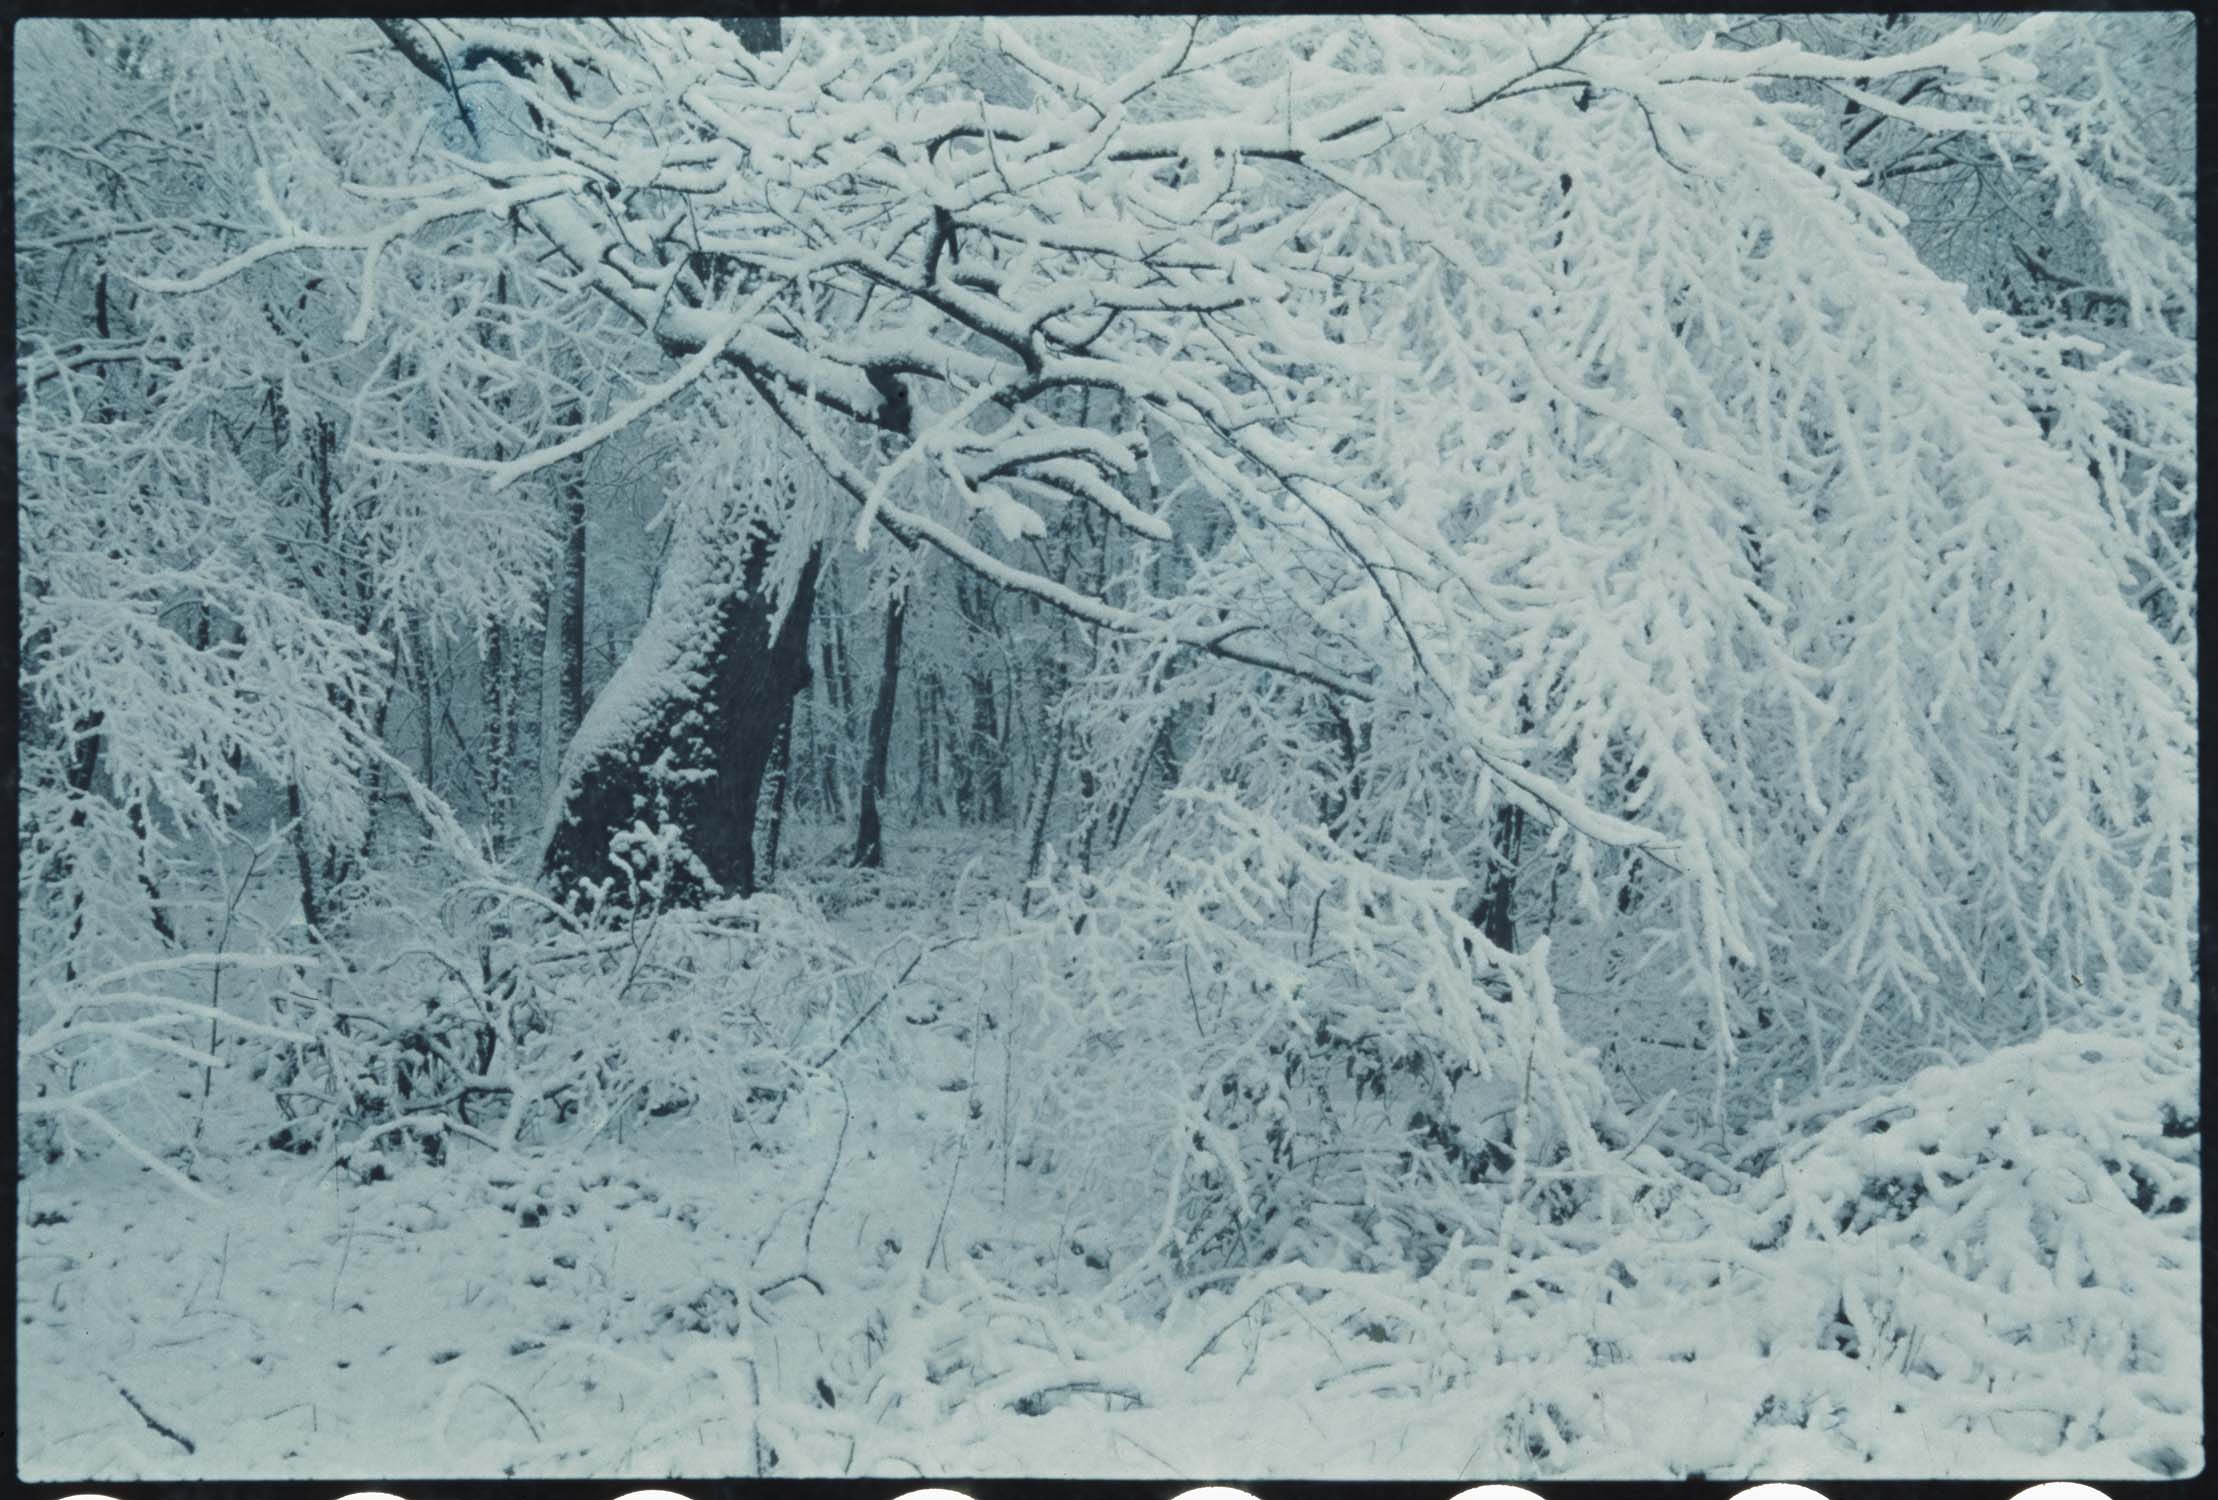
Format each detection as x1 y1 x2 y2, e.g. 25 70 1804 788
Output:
413 622 438 792
517 540 547 826
1020 719 1065 915
557 415 587 747
288 780 324 938
761 704 794 886
485 620 510 855
1322 701 1360 837
357 648 398 869
59 716 103 980
1470 802 1525 953
969 666 1004 825
1104 710 1174 857
818 604 853 818
127 801 178 945
1469 707 1535 957
225 620 248 772
57 716 176 957
1075 763 1099 872
852 595 906 868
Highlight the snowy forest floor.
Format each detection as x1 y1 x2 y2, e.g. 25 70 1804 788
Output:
17 826 2202 1481
22 1142 2167 1481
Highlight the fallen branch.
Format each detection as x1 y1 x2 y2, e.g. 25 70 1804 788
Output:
109 1377 197 1454
469 1380 542 1443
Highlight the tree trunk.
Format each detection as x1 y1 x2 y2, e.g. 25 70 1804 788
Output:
288 780 325 938
557 413 587 748
1469 801 1525 954
1020 717 1066 915
413 621 438 793
816 594 847 816
915 669 939 817
540 14 798 909
761 703 794 886
1469 707 1535 958
541 490 818 906
969 666 1005 825
852 595 906 868
484 619 511 854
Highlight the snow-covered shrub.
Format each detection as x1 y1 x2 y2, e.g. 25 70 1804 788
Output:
16 950 318 1189
252 834 888 1168
1651 1021 2201 1474
991 790 1625 1294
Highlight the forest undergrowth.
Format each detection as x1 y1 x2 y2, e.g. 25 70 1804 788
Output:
17 819 2199 1480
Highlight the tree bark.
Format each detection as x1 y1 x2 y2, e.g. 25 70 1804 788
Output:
1469 707 1536 956
485 619 511 855
287 780 324 938
968 666 1005 825
1020 718 1066 916
420 640 440 793
541 490 819 906
1469 801 1524 954
556 411 587 748
761 702 794 886
852 594 906 868
817 601 853 817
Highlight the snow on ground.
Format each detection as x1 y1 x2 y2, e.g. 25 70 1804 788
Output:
19 1134 2187 1480
16 825 2202 1480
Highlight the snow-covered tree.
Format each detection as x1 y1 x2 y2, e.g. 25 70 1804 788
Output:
13 16 2200 1479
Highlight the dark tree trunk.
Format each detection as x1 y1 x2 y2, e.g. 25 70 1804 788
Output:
1075 762 1099 872
1020 718 1066 916
1104 709 1176 858
413 622 438 793
557 414 587 747
287 780 325 937
485 619 511 853
852 595 906 868
916 669 940 817
817 603 853 817
541 493 819 906
1322 700 1361 837
761 703 794 886
1469 802 1525 954
968 667 1004 825
59 716 104 980
57 714 176 954
1469 707 1536 957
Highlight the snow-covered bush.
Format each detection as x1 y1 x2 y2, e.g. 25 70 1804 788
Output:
1644 1020 2201 1474
991 790 1629 1296
17 951 318 1190
251 836 887 1167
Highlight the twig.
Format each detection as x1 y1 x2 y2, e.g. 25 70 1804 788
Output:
757 1270 823 1298
737 1354 766 1476
1007 1379 1144 1411
330 1215 356 1312
108 1377 196 1454
813 946 930 1069
925 1110 971 1272
803 1076 849 1261
469 1380 542 1442
199 831 265 1137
